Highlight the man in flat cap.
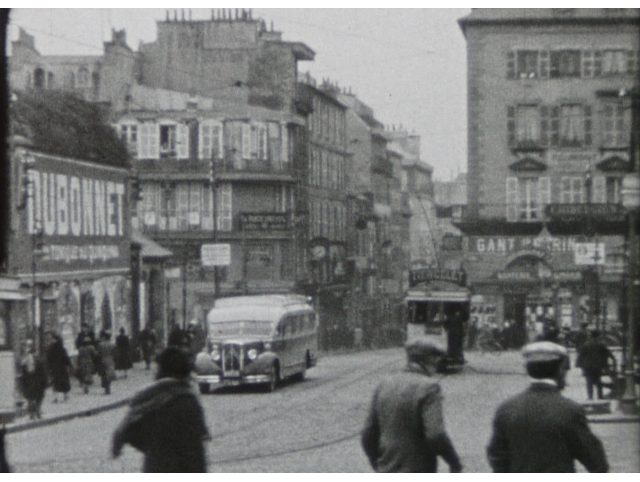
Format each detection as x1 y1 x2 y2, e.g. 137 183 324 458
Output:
487 341 608 472
361 339 462 472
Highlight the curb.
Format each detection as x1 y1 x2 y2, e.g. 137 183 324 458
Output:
588 415 640 424
6 397 131 435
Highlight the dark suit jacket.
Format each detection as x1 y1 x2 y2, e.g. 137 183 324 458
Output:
487 382 608 472
361 366 461 472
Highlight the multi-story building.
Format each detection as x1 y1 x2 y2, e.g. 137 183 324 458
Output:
295 76 350 348
9 12 315 329
434 173 467 269
458 8 639 345
8 91 132 356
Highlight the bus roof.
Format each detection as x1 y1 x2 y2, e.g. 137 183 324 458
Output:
207 296 313 324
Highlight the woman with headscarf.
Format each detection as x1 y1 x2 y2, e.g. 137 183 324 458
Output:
96 330 116 395
115 327 133 379
45 333 72 403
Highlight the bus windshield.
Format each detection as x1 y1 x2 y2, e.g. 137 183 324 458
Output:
209 320 273 337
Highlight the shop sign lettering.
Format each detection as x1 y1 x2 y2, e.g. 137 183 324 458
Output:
471 236 578 254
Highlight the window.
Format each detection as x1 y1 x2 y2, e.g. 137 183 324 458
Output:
561 177 584 203
600 100 630 148
119 123 138 156
139 122 159 159
199 120 223 160
602 50 627 75
216 183 232 231
77 67 90 87
550 50 581 78
517 50 539 78
160 124 177 158
506 177 550 222
515 105 540 144
606 177 622 204
64 70 75 89
559 105 585 146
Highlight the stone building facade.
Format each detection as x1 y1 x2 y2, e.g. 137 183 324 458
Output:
458 8 639 344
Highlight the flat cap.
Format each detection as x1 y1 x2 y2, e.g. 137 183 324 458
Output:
522 341 568 363
405 339 446 359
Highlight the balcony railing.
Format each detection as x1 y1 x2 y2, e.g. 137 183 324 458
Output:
135 156 294 175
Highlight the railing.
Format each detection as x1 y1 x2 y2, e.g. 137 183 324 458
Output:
135 156 294 175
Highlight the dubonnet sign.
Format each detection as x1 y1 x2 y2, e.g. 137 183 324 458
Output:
409 267 467 287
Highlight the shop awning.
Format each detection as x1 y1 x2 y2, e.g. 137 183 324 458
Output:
132 230 173 260
0 290 28 301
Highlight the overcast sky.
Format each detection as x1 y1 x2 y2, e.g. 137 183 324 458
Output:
8 8 470 180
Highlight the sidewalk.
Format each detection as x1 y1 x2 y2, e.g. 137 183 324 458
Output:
464 349 640 424
6 363 157 434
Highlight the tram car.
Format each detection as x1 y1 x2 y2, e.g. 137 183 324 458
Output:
405 268 470 373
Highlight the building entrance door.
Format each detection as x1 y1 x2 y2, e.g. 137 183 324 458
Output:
504 293 527 348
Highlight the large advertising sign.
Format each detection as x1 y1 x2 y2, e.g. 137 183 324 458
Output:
16 150 130 277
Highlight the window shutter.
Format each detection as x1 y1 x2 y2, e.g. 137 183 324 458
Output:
506 51 515 79
582 50 594 78
250 124 258 158
177 123 189 159
626 49 636 74
138 123 149 159
561 177 571 204
506 177 518 222
198 122 211 160
212 126 222 161
550 106 560 146
584 105 592 146
216 183 233 231
538 177 551 209
507 105 515 147
572 177 584 203
149 123 159 159
540 105 549 146
593 175 606 203
242 123 251 159
281 122 289 163
267 122 280 163
539 50 549 79
594 50 602 77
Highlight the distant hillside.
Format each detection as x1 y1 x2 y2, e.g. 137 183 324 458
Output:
11 90 130 169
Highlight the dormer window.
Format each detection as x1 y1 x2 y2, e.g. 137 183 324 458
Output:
160 124 177 158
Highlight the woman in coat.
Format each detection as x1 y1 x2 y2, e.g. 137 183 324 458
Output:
115 328 133 378
45 334 72 403
20 340 48 419
97 330 116 395
76 333 97 394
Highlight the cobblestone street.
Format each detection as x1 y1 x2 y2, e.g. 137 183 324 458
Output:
5 348 639 472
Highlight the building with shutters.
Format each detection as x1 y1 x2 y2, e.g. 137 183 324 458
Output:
458 8 639 345
9 11 314 329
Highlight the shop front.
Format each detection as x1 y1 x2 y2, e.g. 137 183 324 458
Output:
465 233 624 347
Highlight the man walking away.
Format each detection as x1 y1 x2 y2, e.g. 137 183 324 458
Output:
138 325 157 370
487 341 608 472
112 346 210 472
576 330 617 400
96 330 116 395
46 333 72 403
361 339 462 472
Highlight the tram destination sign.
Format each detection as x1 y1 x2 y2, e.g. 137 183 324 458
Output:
409 267 467 287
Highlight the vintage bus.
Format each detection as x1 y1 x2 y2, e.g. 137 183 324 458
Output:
194 294 318 393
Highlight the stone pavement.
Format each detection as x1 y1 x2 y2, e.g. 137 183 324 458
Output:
464 348 640 423
6 363 157 434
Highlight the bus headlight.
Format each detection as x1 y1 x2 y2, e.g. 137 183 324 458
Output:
264 342 271 351
247 348 258 360
211 350 221 362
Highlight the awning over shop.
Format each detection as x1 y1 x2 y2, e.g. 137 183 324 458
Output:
0 276 28 301
131 230 173 260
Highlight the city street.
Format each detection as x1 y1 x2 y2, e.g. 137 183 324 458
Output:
5 349 639 472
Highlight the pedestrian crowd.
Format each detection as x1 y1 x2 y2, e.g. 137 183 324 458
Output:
9 318 620 473
17 324 142 419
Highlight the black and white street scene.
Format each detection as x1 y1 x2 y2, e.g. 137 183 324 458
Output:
0 6 639 473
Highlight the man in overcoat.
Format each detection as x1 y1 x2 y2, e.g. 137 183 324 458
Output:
112 346 210 472
487 341 608 472
576 330 616 400
361 339 462 472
